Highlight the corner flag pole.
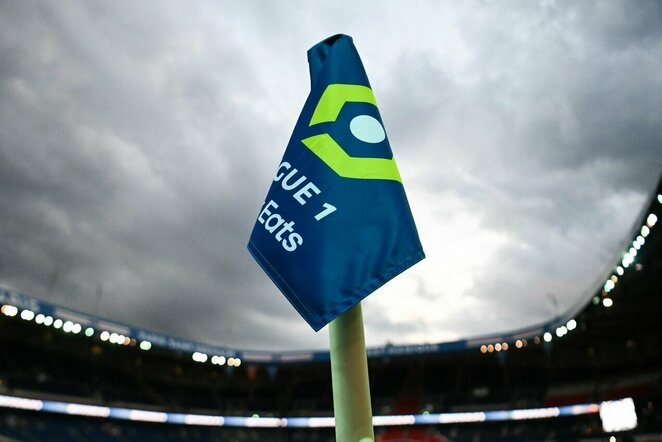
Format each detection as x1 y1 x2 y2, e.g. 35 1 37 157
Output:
329 302 374 442
247 33 424 441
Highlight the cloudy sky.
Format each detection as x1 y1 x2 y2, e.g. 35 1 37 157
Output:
1 1 660 351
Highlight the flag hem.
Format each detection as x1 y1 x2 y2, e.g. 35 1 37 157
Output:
248 240 425 332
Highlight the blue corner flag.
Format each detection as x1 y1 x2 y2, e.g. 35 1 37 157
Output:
248 34 425 331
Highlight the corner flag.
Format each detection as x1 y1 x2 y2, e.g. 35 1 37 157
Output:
248 34 424 331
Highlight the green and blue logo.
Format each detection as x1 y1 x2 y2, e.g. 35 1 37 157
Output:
302 84 402 183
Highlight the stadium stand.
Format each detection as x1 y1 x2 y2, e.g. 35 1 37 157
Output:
0 178 660 441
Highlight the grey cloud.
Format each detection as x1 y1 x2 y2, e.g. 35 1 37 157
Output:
0 1 660 351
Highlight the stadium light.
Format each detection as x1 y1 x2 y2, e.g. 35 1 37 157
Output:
616 266 624 276
139 341 152 351
109 333 127 345
647 213 657 227
1 305 18 317
20 310 35 321
622 253 634 268
0 395 43 411
603 298 613 308
556 326 567 337
543 332 552 342
100 331 110 341
0 392 605 429
63 321 74 333
192 352 208 363
567 319 577 330
641 225 650 237
183 414 225 426
211 355 227 365
35 314 45 324
65 404 111 418
53 319 63 329
128 410 168 423
600 398 637 432
85 327 94 337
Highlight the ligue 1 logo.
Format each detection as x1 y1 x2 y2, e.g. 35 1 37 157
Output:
301 84 402 183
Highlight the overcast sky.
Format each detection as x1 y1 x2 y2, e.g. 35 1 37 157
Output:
1 1 660 351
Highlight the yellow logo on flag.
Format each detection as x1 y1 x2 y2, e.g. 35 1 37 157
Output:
301 84 402 183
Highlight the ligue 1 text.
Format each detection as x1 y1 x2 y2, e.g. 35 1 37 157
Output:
256 162 338 252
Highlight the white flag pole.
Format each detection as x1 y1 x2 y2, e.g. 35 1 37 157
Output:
329 302 374 442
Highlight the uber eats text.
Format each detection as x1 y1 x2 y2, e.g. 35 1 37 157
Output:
257 161 337 252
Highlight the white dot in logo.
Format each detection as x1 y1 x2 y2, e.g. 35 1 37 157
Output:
349 115 386 144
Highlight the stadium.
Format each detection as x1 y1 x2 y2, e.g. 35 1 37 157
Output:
2 3 662 442
1 177 660 441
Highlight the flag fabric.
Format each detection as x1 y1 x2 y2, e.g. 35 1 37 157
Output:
248 34 424 331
